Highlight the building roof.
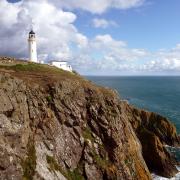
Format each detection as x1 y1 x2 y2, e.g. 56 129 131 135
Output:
29 30 35 34
49 60 68 63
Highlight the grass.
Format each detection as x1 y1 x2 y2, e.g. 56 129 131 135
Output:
93 153 109 169
46 155 62 172
82 129 110 171
0 63 61 72
21 139 37 180
0 62 74 76
124 157 133 165
46 155 84 180
11 64 42 71
82 127 94 142
0 62 87 84
0 76 6 84
0 63 39 71
82 127 111 171
124 157 137 177
67 168 84 180
92 149 118 177
0 62 85 88
46 95 53 103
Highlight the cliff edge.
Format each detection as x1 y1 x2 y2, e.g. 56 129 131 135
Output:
0 57 179 180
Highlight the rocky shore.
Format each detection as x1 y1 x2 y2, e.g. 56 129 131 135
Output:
0 57 179 180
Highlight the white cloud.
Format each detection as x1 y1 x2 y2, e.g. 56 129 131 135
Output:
71 34 149 73
91 34 126 49
51 0 145 14
92 18 118 28
72 34 180 74
143 44 180 72
112 0 145 9
0 0 87 61
91 34 147 61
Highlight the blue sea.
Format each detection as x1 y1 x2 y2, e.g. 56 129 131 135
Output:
86 76 180 133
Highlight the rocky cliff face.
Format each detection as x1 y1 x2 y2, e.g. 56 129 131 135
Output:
124 104 179 178
0 57 179 180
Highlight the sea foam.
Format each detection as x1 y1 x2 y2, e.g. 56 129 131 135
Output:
152 166 180 180
152 146 180 180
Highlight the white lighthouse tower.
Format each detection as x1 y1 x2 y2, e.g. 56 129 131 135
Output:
28 30 38 62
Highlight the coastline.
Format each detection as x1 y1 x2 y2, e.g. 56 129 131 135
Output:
152 166 180 180
152 145 180 179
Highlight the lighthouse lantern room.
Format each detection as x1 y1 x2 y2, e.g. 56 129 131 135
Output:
28 30 37 63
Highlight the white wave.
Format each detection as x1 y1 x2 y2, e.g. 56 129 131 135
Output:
152 166 180 180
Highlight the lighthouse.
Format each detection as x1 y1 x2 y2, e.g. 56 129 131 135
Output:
28 30 38 62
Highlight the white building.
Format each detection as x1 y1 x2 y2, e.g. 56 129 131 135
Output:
28 30 38 63
49 61 73 72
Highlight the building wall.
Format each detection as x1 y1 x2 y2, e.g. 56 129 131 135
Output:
51 61 72 72
29 39 37 63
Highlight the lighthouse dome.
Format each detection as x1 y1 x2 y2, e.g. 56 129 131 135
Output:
29 30 35 34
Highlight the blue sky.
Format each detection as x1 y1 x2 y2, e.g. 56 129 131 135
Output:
75 0 180 51
2 0 180 75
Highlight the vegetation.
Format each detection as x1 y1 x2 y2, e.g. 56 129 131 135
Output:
93 153 109 169
72 70 79 75
46 95 53 103
46 155 62 172
11 64 43 71
46 155 84 180
82 127 94 142
66 168 84 180
0 59 113 99
82 127 111 172
83 127 110 171
0 62 71 74
124 157 133 165
124 157 136 177
0 63 44 71
0 76 6 84
21 139 37 180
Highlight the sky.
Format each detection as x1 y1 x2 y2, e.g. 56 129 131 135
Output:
1 0 180 75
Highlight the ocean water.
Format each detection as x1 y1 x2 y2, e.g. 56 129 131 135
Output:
86 76 180 179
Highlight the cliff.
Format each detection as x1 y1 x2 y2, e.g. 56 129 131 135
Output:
0 57 179 180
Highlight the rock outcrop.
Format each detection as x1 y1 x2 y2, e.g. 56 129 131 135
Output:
124 105 179 178
0 57 179 180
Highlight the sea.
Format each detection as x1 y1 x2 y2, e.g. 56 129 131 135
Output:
86 76 180 180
